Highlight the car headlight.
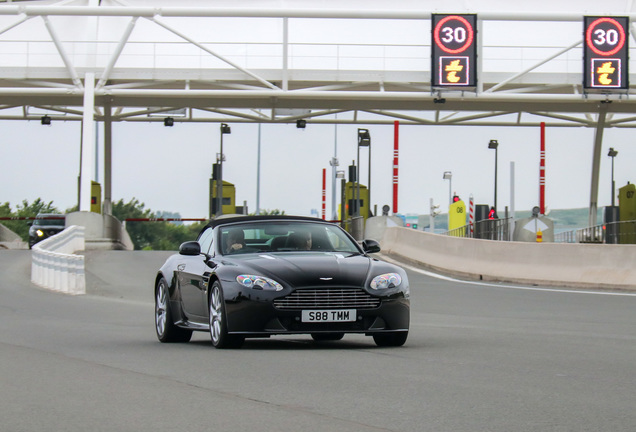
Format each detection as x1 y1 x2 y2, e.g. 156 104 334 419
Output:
370 273 402 289
36 229 44 237
236 275 283 291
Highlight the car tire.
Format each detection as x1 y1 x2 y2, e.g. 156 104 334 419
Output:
311 333 345 342
155 277 192 343
209 282 244 349
372 331 408 347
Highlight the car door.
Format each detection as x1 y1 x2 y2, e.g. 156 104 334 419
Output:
178 228 214 320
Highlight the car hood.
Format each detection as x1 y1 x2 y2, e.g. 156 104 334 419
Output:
226 252 372 287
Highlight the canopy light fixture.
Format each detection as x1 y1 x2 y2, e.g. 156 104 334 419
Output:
357 128 371 147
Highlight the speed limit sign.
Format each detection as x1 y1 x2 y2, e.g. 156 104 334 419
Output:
431 14 477 87
583 16 629 90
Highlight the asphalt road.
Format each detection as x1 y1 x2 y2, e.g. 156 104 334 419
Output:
1 249 635 432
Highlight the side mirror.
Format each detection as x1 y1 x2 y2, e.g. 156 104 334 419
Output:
362 239 381 254
179 241 201 256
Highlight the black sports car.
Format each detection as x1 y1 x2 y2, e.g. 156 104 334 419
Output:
154 215 410 348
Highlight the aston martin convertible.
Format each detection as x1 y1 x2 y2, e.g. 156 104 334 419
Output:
154 215 410 348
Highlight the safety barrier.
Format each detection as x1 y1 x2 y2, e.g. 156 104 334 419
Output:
31 225 86 295
380 225 636 290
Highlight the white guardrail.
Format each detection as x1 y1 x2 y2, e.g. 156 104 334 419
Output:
31 225 86 295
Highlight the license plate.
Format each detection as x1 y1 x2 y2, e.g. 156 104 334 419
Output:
301 309 356 323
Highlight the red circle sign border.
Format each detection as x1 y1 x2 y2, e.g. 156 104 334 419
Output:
585 17 626 56
433 15 475 55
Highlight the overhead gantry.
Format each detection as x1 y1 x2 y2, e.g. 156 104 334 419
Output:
0 3 635 225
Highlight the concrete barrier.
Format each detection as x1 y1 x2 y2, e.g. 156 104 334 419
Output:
66 211 133 250
380 226 636 290
31 225 86 295
0 222 27 249
364 215 405 241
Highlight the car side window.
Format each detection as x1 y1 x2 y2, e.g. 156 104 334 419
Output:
197 228 214 255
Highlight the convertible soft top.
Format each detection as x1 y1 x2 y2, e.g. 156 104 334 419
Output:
203 214 335 230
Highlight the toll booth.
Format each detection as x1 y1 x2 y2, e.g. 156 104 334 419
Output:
448 199 466 236
90 181 102 214
344 182 369 218
342 182 369 237
209 179 236 218
473 204 490 239
604 206 619 244
618 183 636 244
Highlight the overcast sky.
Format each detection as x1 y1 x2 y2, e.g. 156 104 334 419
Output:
1 0 635 218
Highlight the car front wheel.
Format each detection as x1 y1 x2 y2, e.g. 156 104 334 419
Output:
155 277 192 343
372 331 408 347
209 282 244 349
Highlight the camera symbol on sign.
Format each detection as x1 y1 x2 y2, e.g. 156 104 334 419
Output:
439 57 469 85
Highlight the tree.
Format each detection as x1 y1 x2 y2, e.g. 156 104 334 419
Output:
0 199 60 241
1 197 205 250
111 198 205 250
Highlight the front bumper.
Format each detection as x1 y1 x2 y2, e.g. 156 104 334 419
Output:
225 295 410 336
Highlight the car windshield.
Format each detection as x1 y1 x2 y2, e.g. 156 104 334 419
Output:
219 221 360 255
34 217 64 226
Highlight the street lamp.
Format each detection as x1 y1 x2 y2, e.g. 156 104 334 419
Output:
488 139 499 216
608 147 618 207
443 171 452 206
216 123 231 216
357 128 371 217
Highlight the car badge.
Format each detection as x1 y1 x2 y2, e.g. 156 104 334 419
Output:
319 277 333 281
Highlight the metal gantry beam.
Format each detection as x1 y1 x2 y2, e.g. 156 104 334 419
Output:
0 4 635 127
1 3 635 215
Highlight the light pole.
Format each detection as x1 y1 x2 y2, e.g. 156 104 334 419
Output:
217 123 231 216
608 147 618 207
443 171 452 206
488 139 499 216
356 128 371 217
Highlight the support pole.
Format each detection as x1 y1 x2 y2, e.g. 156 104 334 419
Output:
217 127 224 217
256 123 261 215
589 104 608 227
392 121 399 214
322 168 326 220
510 161 515 241
79 72 95 212
103 101 112 215
331 121 338 221
539 122 546 214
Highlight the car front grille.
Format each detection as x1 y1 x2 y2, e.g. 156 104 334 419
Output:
273 288 380 310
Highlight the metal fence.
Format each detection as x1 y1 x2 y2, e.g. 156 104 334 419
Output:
445 218 511 241
555 220 636 244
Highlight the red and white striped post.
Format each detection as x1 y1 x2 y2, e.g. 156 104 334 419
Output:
539 122 546 215
321 168 326 220
392 121 399 214
469 194 474 235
